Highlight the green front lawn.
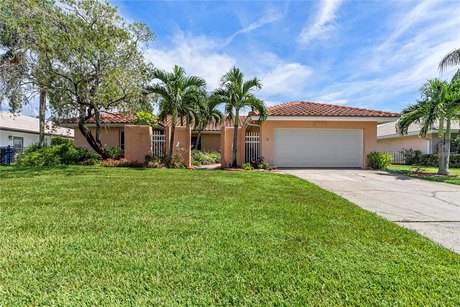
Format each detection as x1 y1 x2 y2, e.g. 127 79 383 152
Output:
387 164 460 185
1 167 459 305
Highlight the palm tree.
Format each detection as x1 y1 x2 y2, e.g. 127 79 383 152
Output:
398 79 460 175
145 65 205 165
439 48 460 81
194 93 224 149
212 67 267 167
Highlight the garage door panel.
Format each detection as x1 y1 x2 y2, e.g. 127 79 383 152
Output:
274 129 363 168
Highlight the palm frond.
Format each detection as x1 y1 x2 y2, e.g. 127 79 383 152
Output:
439 48 460 73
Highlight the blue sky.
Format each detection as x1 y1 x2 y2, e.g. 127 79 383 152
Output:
7 0 460 115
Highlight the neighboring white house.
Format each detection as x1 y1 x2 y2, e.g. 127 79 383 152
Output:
377 120 460 154
0 112 74 151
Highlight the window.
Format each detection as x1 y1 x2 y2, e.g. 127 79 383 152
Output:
13 136 24 152
119 130 125 150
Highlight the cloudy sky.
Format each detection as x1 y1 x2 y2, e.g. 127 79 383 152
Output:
6 0 460 115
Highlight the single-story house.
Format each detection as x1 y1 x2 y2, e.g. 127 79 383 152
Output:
62 101 399 168
61 112 246 152
377 121 460 154
0 111 74 151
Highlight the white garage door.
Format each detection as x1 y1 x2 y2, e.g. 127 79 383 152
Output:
274 129 363 168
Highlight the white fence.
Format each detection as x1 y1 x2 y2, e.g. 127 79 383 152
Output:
245 131 260 162
152 130 166 156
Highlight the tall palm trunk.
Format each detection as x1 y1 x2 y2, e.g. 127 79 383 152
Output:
195 129 202 150
38 90 46 147
168 115 177 167
438 119 451 175
231 109 239 168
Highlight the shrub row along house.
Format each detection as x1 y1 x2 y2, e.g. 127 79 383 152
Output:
62 101 399 168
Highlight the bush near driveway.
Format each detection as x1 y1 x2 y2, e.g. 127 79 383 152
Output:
0 167 459 305
367 152 392 169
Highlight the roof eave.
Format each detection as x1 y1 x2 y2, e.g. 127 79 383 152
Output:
252 116 399 123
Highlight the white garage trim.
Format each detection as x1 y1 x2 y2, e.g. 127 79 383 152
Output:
274 128 363 168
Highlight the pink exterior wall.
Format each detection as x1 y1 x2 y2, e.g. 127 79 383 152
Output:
221 127 245 167
377 135 431 154
124 125 152 163
74 127 122 151
165 125 192 168
259 120 378 168
200 133 221 152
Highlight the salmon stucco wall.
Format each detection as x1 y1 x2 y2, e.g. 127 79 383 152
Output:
165 125 192 168
221 127 245 167
124 125 152 163
260 120 378 168
377 135 431 154
74 127 122 151
200 133 221 152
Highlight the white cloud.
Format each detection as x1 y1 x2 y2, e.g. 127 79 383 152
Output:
308 0 460 110
144 31 313 101
224 10 283 46
144 32 236 90
298 0 342 45
260 63 312 97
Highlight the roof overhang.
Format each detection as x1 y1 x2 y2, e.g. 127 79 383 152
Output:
377 129 459 140
60 123 131 128
251 116 399 123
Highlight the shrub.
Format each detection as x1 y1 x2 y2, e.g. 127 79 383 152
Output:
191 150 221 166
242 163 253 170
106 146 124 159
144 154 185 169
418 154 460 168
258 162 271 170
51 136 73 146
100 158 140 167
250 156 264 169
15 142 99 167
367 152 392 170
451 137 460 154
400 148 423 165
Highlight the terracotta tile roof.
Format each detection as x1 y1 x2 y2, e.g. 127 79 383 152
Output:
162 115 248 131
61 111 135 124
251 101 400 118
61 112 248 131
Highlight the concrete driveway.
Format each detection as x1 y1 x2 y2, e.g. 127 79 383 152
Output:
281 169 460 253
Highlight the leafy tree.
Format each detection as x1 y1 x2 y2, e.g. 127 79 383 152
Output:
194 93 224 149
0 0 52 147
439 48 460 81
398 79 460 175
212 67 267 167
146 65 206 165
0 0 153 158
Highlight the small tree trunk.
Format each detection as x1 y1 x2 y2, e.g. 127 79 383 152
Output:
78 107 108 159
231 110 239 168
38 90 46 147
